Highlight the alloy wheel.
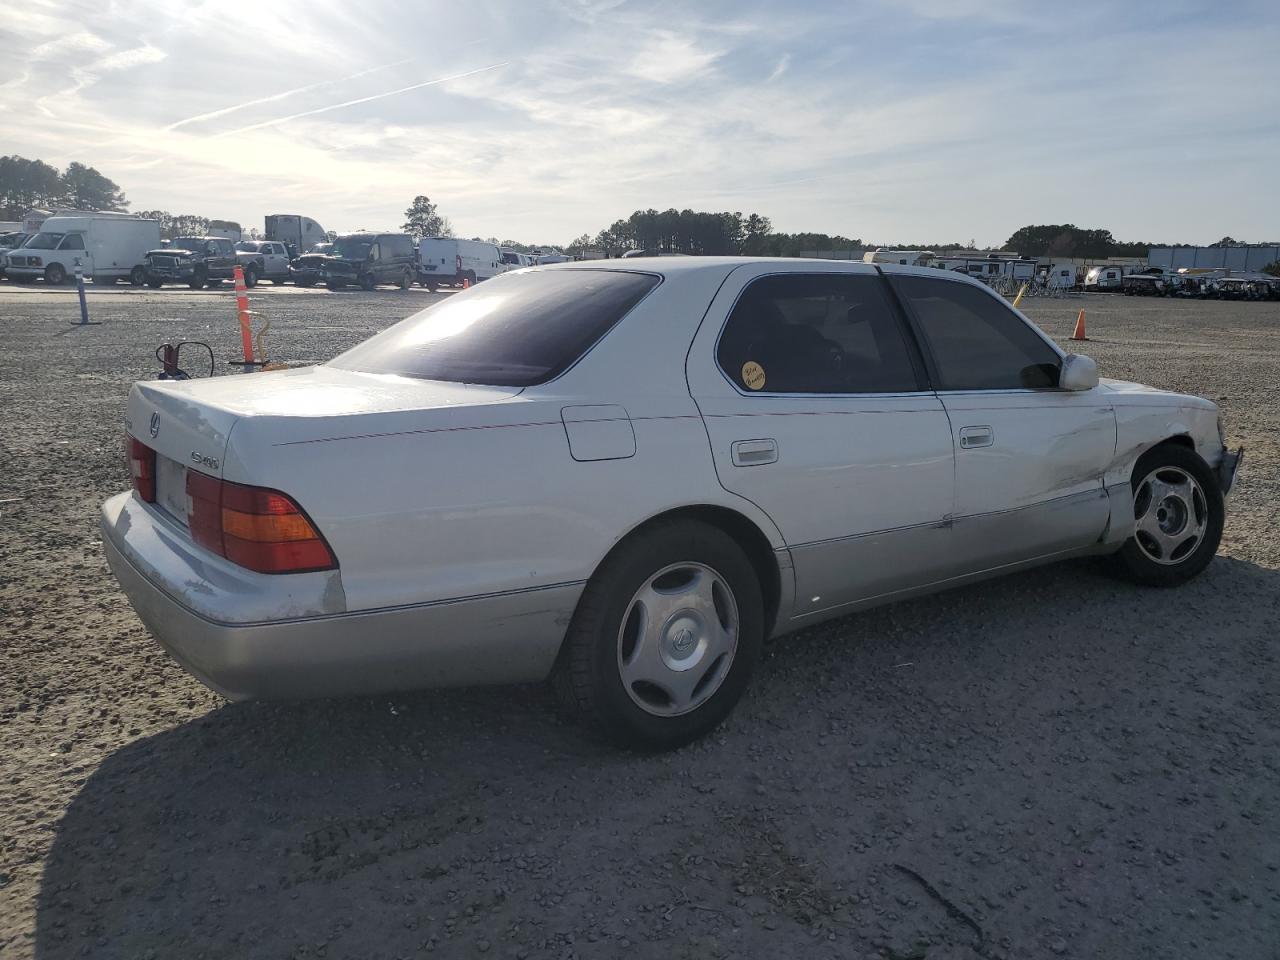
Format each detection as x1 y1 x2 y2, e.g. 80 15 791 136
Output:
1133 465 1208 565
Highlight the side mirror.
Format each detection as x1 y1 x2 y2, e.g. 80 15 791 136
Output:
1059 353 1099 391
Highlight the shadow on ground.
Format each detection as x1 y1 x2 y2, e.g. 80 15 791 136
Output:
33 557 1280 960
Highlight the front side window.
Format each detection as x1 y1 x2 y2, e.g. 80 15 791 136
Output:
716 273 920 394
330 269 659 386
892 276 1060 390
27 233 63 250
59 233 85 250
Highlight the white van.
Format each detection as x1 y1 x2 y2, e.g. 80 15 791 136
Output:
416 237 504 289
4 214 161 285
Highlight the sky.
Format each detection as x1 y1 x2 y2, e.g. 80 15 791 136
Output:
1 0 1278 247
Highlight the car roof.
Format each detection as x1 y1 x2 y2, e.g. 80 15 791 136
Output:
538 256 995 289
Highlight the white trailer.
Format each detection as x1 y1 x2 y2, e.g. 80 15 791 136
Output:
3 214 160 285
1084 265 1132 291
862 248 936 266
265 214 328 258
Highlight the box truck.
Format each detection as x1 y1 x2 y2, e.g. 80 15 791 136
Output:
3 214 161 285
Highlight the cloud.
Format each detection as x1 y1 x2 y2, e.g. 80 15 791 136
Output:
212 62 511 137
2 0 1278 247
164 59 415 131
624 30 722 83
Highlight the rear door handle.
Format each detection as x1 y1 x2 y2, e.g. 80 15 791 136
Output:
958 425 994 449
731 438 778 466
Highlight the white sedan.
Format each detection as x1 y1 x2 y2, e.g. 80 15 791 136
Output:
102 258 1242 748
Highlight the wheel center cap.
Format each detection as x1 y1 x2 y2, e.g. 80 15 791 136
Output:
662 615 704 668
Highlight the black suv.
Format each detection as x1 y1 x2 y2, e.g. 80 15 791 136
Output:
144 236 238 289
321 233 416 291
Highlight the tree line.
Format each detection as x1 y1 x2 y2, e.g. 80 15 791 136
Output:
1002 224 1163 259
580 208 858 258
0 155 129 219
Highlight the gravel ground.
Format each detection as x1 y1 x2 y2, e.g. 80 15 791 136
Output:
1 283 1277 960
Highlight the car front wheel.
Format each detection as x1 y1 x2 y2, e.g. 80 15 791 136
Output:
553 520 763 749
1110 444 1224 587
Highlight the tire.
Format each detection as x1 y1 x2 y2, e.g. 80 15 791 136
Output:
326 280 345 291
129 266 146 286
552 519 764 749
45 263 66 285
147 278 163 289
295 277 315 288
399 268 412 290
1108 443 1224 587
188 270 206 290
426 284 438 294
243 267 258 288
360 272 376 291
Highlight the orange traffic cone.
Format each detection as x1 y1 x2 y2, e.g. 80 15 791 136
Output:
1070 308 1088 341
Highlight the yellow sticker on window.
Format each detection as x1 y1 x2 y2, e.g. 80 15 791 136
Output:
741 361 766 391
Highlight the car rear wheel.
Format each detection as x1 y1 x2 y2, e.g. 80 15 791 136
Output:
399 269 412 290
552 520 763 749
188 270 206 290
1109 444 1224 587
243 267 258 288
360 273 376 291
129 266 146 286
45 263 66 285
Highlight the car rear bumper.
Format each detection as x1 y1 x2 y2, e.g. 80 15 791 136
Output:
101 492 578 700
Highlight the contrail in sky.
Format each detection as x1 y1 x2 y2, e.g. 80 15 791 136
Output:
165 58 414 131
213 62 509 138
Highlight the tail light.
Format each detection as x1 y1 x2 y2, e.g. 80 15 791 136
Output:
186 471 337 574
456 254 462 273
127 437 156 502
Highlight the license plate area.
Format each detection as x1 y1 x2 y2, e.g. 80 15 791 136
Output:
155 454 189 526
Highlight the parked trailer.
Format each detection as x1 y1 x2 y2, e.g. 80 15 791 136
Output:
3 214 160 285
863 248 936 266
265 214 328 258
207 220 243 243
1084 265 1134 291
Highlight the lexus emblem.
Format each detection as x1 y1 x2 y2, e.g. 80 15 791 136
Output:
672 628 696 653
149 412 160 438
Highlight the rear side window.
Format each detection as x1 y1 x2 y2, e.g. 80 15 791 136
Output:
717 273 920 393
330 269 659 386
892 276 1061 390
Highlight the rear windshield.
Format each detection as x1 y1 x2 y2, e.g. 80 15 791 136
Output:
329 269 659 386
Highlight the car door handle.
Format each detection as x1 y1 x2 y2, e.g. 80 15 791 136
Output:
731 439 778 466
958 425 994 449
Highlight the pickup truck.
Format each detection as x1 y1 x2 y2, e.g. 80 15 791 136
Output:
234 240 292 284
144 236 240 289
